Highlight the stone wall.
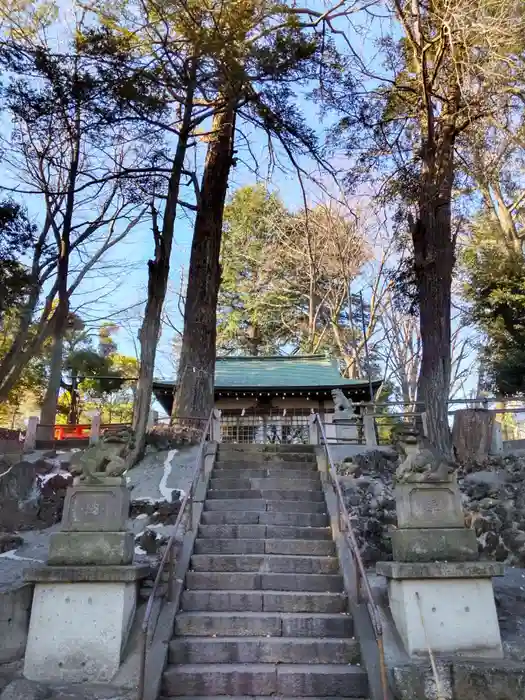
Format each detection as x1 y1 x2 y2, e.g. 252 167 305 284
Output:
393 659 525 700
0 585 32 663
339 449 525 567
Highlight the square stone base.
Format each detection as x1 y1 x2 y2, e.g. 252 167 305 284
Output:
395 479 464 529
388 578 503 659
391 527 478 562
23 581 136 682
62 485 130 532
48 531 134 566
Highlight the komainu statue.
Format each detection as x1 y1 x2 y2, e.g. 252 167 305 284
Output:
331 389 356 416
394 425 455 483
69 427 135 485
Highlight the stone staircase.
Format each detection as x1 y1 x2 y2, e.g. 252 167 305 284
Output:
161 443 368 699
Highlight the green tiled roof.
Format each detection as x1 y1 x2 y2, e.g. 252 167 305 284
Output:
155 355 379 390
216 355 374 389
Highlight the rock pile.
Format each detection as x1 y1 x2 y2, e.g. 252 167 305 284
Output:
460 456 525 566
146 423 203 451
339 449 525 567
131 495 185 557
0 454 73 532
338 449 398 565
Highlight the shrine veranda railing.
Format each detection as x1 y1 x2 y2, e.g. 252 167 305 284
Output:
220 410 311 445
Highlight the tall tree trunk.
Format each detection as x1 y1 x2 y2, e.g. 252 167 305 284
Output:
172 102 236 420
413 127 456 456
37 98 81 440
38 299 69 440
130 78 196 464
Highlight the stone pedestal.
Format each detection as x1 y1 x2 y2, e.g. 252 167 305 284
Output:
377 562 504 658
23 482 148 683
333 412 358 442
392 475 478 562
377 473 504 659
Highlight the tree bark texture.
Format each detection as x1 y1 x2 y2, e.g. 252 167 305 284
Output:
38 327 66 439
130 79 196 463
413 121 456 456
172 103 236 420
36 102 81 439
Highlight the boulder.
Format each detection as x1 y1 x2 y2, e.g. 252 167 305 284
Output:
0 533 23 554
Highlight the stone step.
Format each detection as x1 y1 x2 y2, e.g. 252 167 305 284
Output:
181 590 346 613
174 611 353 638
191 554 339 574
169 637 360 665
194 539 266 554
162 663 368 697
214 458 317 468
212 468 319 480
197 525 332 541
206 489 324 502
200 511 329 527
160 696 367 700
185 572 344 592
203 500 326 514
209 476 321 491
219 444 315 453
194 539 336 556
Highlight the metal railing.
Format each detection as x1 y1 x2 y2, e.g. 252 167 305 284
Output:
313 413 389 700
137 409 215 700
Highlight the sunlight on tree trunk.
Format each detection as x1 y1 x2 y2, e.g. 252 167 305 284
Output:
130 79 196 463
172 103 236 420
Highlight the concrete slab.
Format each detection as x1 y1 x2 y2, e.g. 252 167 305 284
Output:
24 581 136 682
388 577 503 658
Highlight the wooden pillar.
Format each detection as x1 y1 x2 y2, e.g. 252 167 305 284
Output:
24 416 39 452
89 413 101 445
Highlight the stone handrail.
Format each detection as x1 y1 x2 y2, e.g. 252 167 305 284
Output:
313 413 389 700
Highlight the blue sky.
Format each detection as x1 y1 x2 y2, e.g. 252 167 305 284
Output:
1 2 480 401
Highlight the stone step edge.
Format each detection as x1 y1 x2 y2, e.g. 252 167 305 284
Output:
181 590 346 598
175 611 351 619
203 501 327 512
159 696 368 700
170 635 355 643
197 527 332 537
194 538 335 549
163 663 365 670
191 553 337 562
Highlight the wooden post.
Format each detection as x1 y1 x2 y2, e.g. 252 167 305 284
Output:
24 416 39 452
308 414 319 445
452 408 494 463
363 414 377 446
147 409 158 430
211 409 222 442
89 413 101 445
421 411 428 438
